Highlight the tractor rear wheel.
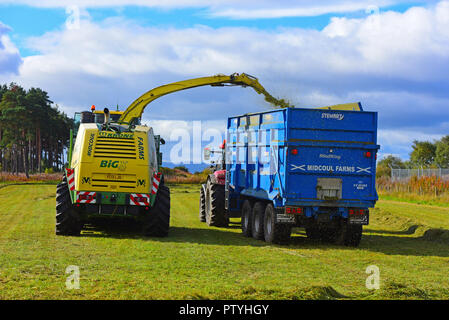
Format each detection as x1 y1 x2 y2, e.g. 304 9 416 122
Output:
205 180 228 227
241 200 252 237
264 204 291 244
199 184 206 222
251 202 265 240
55 176 82 236
143 184 170 237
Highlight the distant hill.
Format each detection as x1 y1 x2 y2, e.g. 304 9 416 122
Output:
162 162 209 174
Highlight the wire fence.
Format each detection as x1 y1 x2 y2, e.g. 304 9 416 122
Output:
391 168 449 181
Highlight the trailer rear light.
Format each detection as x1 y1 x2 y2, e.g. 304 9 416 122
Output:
364 152 372 158
349 208 367 215
291 148 298 155
286 207 303 214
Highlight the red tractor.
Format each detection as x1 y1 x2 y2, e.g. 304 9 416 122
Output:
199 140 229 227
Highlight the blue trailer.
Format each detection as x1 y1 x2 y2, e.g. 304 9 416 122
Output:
200 104 379 246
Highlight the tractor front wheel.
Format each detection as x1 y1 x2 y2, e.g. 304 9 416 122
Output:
205 179 228 227
199 184 206 222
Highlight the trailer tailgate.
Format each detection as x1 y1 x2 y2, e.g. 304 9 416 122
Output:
285 108 379 207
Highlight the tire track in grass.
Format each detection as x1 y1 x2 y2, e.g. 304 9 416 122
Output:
372 200 449 244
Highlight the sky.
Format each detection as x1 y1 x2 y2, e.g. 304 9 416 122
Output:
0 0 448 165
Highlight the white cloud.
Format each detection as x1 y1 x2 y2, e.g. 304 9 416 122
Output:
0 0 437 18
0 22 22 74
1 1 449 160
209 1 393 19
378 129 444 160
13 1 449 86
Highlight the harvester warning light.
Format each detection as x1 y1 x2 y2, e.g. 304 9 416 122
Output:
91 105 96 111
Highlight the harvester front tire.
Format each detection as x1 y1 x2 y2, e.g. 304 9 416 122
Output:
264 204 291 244
205 180 228 227
143 184 170 237
241 200 252 237
55 176 82 236
251 202 265 240
199 184 206 222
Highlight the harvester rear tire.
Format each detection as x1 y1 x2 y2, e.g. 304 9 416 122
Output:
143 184 170 237
55 176 82 236
251 202 265 240
205 180 228 227
241 200 252 237
199 184 206 222
264 203 291 244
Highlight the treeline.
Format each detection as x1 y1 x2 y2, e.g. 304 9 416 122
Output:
0 83 73 177
377 136 449 177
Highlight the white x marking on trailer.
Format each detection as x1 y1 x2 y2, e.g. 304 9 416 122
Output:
291 164 306 171
357 167 371 173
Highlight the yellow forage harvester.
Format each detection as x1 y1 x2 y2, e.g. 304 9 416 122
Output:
56 73 293 237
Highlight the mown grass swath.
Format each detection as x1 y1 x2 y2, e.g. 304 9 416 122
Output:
0 182 448 300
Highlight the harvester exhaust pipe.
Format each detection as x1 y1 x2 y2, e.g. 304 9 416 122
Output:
104 108 110 124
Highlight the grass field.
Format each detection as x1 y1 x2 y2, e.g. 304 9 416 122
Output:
0 183 448 300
